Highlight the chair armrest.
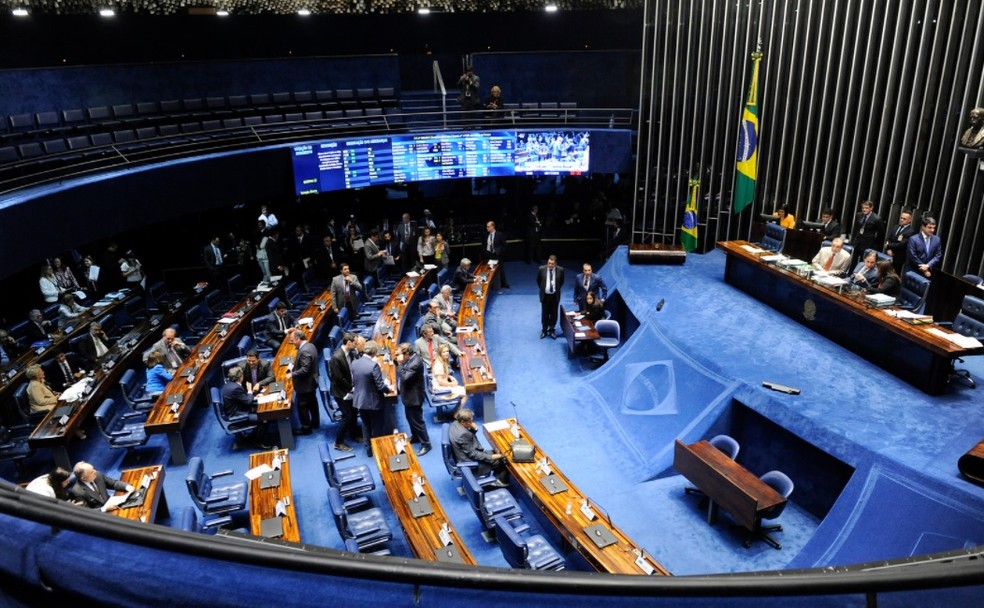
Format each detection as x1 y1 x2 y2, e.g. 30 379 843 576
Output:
210 470 234 477
109 430 130 437
935 321 953 328
202 515 233 529
353 526 381 538
335 452 356 461
203 493 229 503
343 496 370 511
121 412 144 419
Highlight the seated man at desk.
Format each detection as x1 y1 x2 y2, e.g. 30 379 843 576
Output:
151 328 191 373
221 366 271 448
264 302 296 350
449 408 510 488
811 237 852 275
238 349 274 394
433 285 458 321
50 350 87 390
76 322 113 369
56 293 87 331
819 208 841 239
848 250 879 289
452 258 478 292
421 300 454 338
414 325 461 370
70 461 134 512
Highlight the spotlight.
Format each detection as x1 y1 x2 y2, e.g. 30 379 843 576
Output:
216 9 230 16
418 7 431 14
99 8 116 17
297 8 311 16
545 4 558 12
12 7 29 16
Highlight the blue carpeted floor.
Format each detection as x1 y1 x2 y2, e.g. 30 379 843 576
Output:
6 246 984 578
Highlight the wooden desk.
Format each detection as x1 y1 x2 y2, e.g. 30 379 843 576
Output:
0 291 137 403
28 289 205 470
559 305 600 359
456 263 497 421
146 283 281 464
748 222 825 263
261 289 335 449
483 419 670 576
673 439 785 531
717 240 983 394
248 448 299 543
112 464 169 523
371 433 476 564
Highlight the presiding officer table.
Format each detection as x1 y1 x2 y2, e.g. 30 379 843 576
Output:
371 433 476 564
483 418 670 576
717 240 984 394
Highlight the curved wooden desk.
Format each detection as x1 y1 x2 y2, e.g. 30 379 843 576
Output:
371 432 476 564
456 262 497 421
262 289 335 449
483 419 670 576
146 282 282 464
112 464 168 523
249 448 299 543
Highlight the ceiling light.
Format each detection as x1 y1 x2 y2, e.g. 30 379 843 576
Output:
418 7 431 14
99 8 116 17
545 4 558 12
12 7 29 16
216 9 229 16
297 8 311 16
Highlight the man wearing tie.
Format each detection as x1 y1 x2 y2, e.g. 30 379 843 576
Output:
536 255 565 339
811 237 852 276
395 341 430 456
906 216 943 279
328 332 359 452
24 309 53 345
237 349 274 394
151 328 191 373
573 263 608 311
850 200 884 268
819 208 841 239
203 235 225 284
315 234 340 279
70 461 133 512
884 209 916 274
50 350 86 389
330 264 363 316
350 340 394 457
77 322 112 369
264 302 295 350
394 213 416 272
287 327 319 435
483 220 510 290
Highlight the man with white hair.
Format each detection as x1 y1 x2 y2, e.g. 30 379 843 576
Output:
70 461 133 511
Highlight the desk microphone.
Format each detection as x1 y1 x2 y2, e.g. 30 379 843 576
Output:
656 298 665 312
510 400 521 425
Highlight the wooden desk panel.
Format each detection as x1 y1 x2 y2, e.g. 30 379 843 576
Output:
248 448 300 543
483 419 670 576
146 283 282 463
261 289 335 448
717 240 982 394
370 270 433 401
456 263 497 395
371 433 476 564
112 465 168 523
673 440 785 531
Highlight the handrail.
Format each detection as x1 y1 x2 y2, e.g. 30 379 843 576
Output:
0 481 983 600
433 60 448 130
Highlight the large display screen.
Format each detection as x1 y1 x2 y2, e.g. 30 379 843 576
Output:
291 129 605 196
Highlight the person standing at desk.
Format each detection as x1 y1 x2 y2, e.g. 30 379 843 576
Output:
449 408 510 488
573 263 608 311
328 332 359 452
536 255 565 339
850 200 884 268
70 461 133 512
884 208 915 274
287 327 319 436
482 221 510 290
330 264 363 317
395 342 430 456
811 237 852 276
351 340 394 457
905 216 942 279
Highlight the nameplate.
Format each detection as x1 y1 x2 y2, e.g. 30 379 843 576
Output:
584 523 618 549
388 454 410 472
407 496 434 518
259 517 284 538
267 382 285 393
539 474 568 495
259 470 281 489
463 337 478 347
434 544 465 564
166 393 184 405
469 360 485 370
278 356 294 367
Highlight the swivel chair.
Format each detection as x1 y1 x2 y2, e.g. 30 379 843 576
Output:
327 487 392 552
461 467 526 538
591 319 621 363
493 514 566 571
897 271 930 314
745 470 794 550
93 397 149 451
185 456 248 518
939 294 984 388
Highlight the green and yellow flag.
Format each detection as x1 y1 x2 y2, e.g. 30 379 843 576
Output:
680 178 700 252
734 51 763 214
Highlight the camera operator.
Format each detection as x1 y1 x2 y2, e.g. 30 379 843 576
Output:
457 66 481 112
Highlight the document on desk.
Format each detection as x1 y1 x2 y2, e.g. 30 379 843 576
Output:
926 328 983 349
245 464 273 480
740 245 766 254
105 492 132 509
256 393 280 405
484 419 511 432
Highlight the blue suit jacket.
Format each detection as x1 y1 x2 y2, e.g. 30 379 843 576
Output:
906 233 942 274
573 273 608 309
351 354 389 412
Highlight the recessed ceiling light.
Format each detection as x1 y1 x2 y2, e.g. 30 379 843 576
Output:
418 7 431 14
12 7 29 16
216 9 229 16
545 4 558 12
297 8 311 16
99 8 116 17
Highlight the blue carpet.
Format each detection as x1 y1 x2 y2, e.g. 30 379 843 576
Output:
5 248 984 579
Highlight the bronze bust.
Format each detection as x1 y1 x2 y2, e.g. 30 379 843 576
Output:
960 107 984 150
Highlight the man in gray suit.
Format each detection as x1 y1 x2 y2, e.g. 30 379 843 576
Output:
362 229 388 278
287 327 319 435
351 340 394 457
70 461 133 511
330 263 363 316
395 342 430 456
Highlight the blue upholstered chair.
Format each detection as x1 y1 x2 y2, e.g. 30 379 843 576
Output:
170 506 235 535
185 456 247 517
93 397 149 451
493 515 566 571
343 538 392 557
425 372 463 421
327 487 392 552
898 271 930 314
941 294 984 388
119 368 155 411
0 422 34 471
746 470 794 550
318 440 375 503
210 386 259 445
760 223 786 252
461 467 525 532
592 319 621 362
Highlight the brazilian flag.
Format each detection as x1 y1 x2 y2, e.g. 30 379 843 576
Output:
734 51 763 214
680 178 700 252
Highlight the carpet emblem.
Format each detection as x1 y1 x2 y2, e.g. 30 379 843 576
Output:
803 298 817 321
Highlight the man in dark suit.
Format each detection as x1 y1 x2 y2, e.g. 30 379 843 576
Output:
70 461 133 511
314 234 340 280
221 366 270 448
393 212 416 272
362 229 388 278
330 264 363 316
884 208 916 274
264 302 295 350
525 204 543 264
351 340 394 457
850 200 884 268
49 350 86 389
24 309 53 345
264 230 287 278
452 258 478 292
287 327 319 435
76 322 113 368
238 349 274 394
395 342 430 456
448 408 509 487
203 235 225 284
482 220 510 289
906 216 943 279
328 332 359 452
572 262 608 311
536 255 565 339
820 208 841 239
287 224 315 277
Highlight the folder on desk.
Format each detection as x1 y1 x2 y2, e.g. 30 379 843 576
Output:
179 368 196 378
119 488 147 510
434 544 465 564
260 517 284 538
469 360 485 370
407 496 434 518
259 470 281 489
388 454 410 472
166 393 184 405
279 356 294 367
584 523 618 549
267 382 285 393
52 405 74 420
539 474 568 495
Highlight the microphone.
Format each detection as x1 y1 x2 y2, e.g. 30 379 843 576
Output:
510 400 520 425
656 298 665 312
